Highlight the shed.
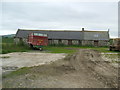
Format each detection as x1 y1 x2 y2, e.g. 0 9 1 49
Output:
14 28 109 46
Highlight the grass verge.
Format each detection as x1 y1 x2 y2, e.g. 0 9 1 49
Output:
1 43 31 54
43 46 119 53
3 67 31 78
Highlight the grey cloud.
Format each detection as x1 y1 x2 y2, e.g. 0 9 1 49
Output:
1 2 118 38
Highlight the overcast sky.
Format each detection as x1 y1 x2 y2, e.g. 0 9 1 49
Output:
1 1 118 38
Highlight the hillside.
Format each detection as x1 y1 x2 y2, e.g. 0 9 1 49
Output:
2 34 15 38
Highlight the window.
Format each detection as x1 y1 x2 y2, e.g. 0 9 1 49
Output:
33 33 47 36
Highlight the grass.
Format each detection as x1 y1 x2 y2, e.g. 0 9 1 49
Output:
3 67 31 78
1 37 32 54
90 47 119 53
3 55 70 79
43 46 77 53
2 37 14 43
43 45 119 53
1 37 120 54
0 56 10 58
103 54 119 59
1 44 119 54
1 43 31 54
102 54 119 64
112 60 120 63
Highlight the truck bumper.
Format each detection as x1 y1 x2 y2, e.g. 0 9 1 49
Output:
33 45 43 49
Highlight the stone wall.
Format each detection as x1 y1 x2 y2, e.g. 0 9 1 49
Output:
82 40 94 46
14 38 109 46
22 38 28 44
48 40 68 45
14 38 28 45
82 40 109 46
72 40 79 45
98 40 109 46
62 40 68 45
48 40 80 45
14 38 20 44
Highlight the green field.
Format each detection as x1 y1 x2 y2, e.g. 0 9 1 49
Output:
1 37 119 54
2 37 14 43
1 37 31 54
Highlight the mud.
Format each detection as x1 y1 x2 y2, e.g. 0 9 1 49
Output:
70 49 118 88
2 49 118 88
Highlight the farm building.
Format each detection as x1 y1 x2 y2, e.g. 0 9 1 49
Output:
14 28 110 46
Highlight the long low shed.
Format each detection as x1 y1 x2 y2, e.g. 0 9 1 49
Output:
14 28 110 46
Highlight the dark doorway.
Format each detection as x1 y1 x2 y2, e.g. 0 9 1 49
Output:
58 40 62 44
94 40 99 46
79 40 82 45
68 40 72 45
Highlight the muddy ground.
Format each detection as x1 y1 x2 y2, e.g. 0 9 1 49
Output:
1 52 66 74
2 49 118 88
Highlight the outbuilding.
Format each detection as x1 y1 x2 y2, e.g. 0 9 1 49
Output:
14 28 109 46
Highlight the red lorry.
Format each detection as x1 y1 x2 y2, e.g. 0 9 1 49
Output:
27 33 48 50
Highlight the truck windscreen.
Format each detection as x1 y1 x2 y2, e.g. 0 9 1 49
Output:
33 33 47 37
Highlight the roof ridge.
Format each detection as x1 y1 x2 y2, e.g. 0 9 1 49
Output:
18 29 108 32
83 30 108 32
18 29 82 32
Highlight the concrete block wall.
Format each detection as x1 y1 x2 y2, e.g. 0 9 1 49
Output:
62 40 68 45
14 38 28 45
14 38 109 46
48 40 68 45
72 40 79 45
98 40 109 46
82 40 94 46
14 38 20 44
49 40 80 45
82 40 109 46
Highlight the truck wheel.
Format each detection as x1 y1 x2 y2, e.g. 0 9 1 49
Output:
39 47 43 51
30 44 34 49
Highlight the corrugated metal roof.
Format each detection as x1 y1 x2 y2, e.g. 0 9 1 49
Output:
15 29 83 40
15 29 109 40
83 31 109 40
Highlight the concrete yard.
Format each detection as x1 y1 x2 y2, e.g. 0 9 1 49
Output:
1 52 66 73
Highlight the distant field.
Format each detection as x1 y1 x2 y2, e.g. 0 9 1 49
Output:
1 37 31 54
1 37 119 54
2 37 14 44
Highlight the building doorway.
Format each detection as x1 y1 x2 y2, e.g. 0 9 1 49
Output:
79 40 82 45
94 40 99 46
58 40 62 44
68 40 72 45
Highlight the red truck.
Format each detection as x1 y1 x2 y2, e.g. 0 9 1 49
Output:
27 33 48 50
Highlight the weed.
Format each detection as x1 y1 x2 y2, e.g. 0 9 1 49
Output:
0 56 10 58
3 67 31 78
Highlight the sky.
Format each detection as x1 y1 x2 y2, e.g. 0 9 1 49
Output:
1 0 119 38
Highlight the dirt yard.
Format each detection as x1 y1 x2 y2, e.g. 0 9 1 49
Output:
2 49 118 88
1 52 66 74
